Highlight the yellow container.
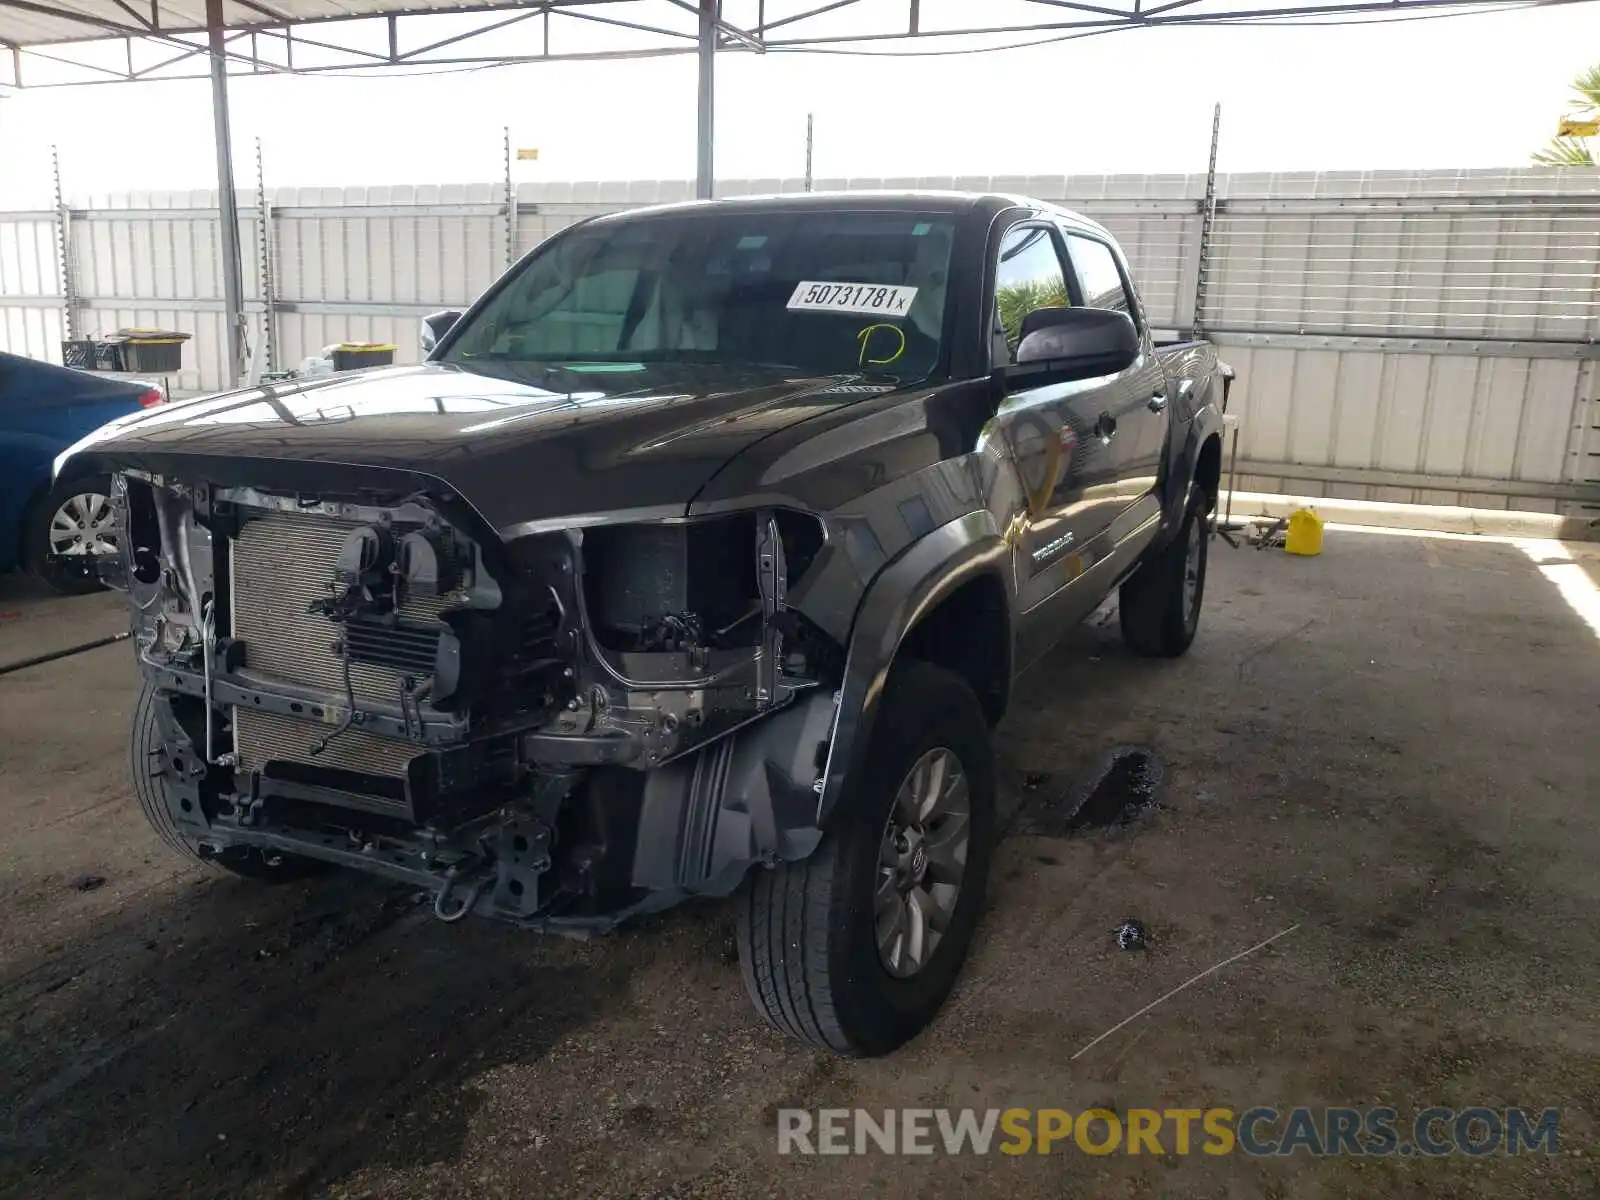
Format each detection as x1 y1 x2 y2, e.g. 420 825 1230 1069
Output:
1285 507 1324 556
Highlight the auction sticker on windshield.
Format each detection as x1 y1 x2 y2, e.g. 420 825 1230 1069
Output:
788 282 918 317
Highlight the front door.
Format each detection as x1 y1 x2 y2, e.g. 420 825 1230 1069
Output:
986 222 1128 660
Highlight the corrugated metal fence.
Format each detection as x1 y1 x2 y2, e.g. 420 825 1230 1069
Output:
2 170 1597 517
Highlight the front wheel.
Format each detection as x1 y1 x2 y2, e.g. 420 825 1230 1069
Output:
734 660 995 1057
129 679 325 882
1119 486 1210 658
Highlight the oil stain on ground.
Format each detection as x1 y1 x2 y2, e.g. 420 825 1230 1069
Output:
1010 746 1166 839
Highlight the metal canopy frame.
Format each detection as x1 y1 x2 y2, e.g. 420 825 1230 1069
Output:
3 0 1591 385
7 0 1593 82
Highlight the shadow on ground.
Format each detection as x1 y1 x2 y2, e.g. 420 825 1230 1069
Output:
0 868 635 1198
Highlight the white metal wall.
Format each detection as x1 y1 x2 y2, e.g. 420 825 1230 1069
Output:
0 214 64 366
1202 170 1600 512
1 170 1595 516
271 184 505 377
0 191 254 394
1218 343 1596 510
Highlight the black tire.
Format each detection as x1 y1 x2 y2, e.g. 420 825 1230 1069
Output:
130 678 324 882
735 660 996 1057
24 474 114 596
1119 486 1210 658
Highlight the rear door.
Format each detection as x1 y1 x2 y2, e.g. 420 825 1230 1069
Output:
1060 230 1168 530
986 222 1126 638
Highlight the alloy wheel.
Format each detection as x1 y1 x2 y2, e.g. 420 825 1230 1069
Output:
875 747 972 979
1182 514 1204 622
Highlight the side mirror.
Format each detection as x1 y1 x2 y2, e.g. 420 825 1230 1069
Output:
421 309 463 356
1005 308 1139 388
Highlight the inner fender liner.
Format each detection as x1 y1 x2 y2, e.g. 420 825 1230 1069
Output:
631 687 837 896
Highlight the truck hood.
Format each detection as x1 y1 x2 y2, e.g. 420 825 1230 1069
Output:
66 360 885 536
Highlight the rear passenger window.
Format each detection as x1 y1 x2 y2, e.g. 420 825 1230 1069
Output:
1066 235 1135 323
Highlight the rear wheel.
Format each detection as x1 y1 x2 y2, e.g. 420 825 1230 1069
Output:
1119 486 1209 658
25 474 116 595
735 660 995 1056
130 678 324 882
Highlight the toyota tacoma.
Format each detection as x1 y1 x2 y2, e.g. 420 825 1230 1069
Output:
63 193 1225 1056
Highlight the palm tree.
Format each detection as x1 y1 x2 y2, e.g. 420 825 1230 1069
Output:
996 276 1070 353
1533 64 1600 166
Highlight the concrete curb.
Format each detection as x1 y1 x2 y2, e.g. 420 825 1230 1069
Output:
1219 491 1600 543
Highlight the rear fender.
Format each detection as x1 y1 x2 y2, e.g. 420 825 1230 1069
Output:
1159 376 1223 544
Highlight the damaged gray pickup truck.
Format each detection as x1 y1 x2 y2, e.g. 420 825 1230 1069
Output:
64 193 1225 1056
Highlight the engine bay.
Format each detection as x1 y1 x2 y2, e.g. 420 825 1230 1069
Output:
119 472 842 929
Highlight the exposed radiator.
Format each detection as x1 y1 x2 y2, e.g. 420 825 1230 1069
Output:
233 706 424 783
231 511 445 779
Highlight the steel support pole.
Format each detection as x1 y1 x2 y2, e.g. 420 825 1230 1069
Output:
804 112 814 191
51 145 77 344
255 137 276 374
1191 102 1222 338
695 0 716 199
504 125 517 268
207 0 246 387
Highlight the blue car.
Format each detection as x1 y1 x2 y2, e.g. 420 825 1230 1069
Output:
0 351 164 594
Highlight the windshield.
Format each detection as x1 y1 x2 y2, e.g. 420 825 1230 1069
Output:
442 210 956 381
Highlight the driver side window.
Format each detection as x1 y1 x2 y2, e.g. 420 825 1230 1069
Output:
992 225 1072 367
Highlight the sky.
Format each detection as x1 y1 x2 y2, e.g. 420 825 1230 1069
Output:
0 1 1596 206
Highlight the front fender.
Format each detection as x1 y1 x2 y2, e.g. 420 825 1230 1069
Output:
814 509 1010 826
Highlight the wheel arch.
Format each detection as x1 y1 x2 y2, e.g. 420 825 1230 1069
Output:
1160 398 1224 543
1194 431 1223 514
899 571 1011 728
815 510 1013 827
1 426 66 571
12 474 55 572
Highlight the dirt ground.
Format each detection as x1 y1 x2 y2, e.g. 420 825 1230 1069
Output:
0 527 1596 1199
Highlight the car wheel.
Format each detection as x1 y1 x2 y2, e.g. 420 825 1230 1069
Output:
1118 485 1209 658
129 677 326 883
735 659 995 1056
25 474 117 595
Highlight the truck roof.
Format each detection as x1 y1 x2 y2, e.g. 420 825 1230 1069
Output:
581 190 1113 239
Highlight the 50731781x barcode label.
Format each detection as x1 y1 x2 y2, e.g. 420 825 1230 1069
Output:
786 281 918 317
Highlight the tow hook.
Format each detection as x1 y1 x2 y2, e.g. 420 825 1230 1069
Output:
432 869 489 924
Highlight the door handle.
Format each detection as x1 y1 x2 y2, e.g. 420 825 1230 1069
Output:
1095 412 1117 440
1148 390 1169 413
